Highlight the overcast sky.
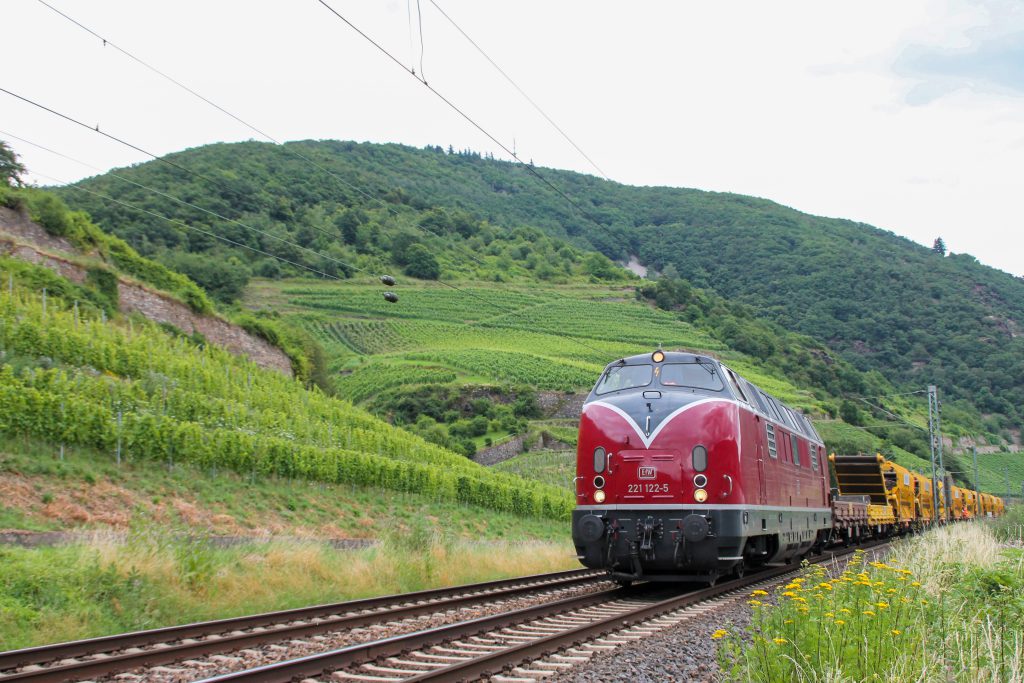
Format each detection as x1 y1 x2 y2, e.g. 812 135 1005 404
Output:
4 0 1023 276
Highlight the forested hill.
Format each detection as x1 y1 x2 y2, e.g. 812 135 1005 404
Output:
56 140 1024 428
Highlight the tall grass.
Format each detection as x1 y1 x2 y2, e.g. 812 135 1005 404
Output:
0 523 576 650
719 522 1024 682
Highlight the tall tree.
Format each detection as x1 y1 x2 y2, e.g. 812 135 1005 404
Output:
932 237 947 256
0 141 26 187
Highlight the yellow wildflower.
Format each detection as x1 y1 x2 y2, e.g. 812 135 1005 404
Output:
784 582 802 590
834 619 846 625
887 588 897 593
863 610 876 616
877 602 890 609
748 599 763 606
819 582 833 590
781 591 797 598
792 578 805 584
839 608 852 614
891 629 902 636
911 582 921 587
711 629 728 640
750 590 768 597
798 606 809 613
773 637 788 645
784 619 794 624
792 596 807 603
824 612 835 618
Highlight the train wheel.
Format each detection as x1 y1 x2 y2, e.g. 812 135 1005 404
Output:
732 563 746 580
706 570 720 587
615 579 633 588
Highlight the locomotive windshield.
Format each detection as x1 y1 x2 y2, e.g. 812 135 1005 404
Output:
595 364 653 394
659 362 724 391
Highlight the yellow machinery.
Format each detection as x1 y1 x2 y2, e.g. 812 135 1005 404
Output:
950 486 965 519
829 453 910 530
913 472 934 523
982 493 993 517
867 503 896 526
831 453 1006 526
881 459 917 524
962 489 977 518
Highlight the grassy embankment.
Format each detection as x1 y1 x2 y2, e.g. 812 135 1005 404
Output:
718 511 1024 682
0 435 568 541
0 527 575 651
0 263 578 650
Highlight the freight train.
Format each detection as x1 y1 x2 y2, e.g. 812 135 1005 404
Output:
571 350 1005 584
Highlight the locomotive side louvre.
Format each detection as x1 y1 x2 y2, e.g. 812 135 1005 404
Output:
572 351 831 583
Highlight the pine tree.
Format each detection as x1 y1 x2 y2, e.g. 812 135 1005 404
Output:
932 237 947 256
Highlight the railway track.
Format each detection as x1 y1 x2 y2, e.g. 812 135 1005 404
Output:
195 540 891 683
0 568 606 683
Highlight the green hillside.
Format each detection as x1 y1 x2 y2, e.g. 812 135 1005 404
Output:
56 140 1024 432
0 257 573 522
241 275 1013 494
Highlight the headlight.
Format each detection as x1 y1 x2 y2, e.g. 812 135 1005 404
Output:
594 490 606 503
652 350 665 363
694 488 708 503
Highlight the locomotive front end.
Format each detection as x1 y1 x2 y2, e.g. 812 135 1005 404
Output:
572 351 750 583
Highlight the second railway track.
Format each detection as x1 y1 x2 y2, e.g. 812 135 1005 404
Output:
0 568 608 683
196 541 892 683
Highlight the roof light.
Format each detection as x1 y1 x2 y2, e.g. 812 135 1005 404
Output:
652 350 665 363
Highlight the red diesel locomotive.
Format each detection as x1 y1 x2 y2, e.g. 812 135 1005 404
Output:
572 350 831 584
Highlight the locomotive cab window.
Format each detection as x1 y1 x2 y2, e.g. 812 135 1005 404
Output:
746 381 769 414
722 366 749 403
595 364 653 394
659 363 724 391
766 395 786 425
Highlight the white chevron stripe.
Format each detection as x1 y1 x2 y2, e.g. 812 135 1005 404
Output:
586 397 737 449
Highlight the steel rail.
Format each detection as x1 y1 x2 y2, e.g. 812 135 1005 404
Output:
197 540 892 683
407 541 892 682
0 568 602 682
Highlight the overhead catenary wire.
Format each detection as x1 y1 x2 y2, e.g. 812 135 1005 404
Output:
0 88 613 352
18 4 621 355
0 85 227 190
1 129 368 278
3 128 524 317
415 0 427 80
314 0 619 239
427 0 610 181
32 0 487 267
